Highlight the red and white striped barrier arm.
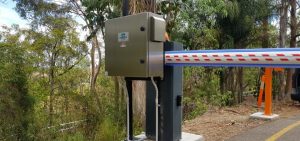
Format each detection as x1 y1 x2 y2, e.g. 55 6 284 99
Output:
165 48 300 68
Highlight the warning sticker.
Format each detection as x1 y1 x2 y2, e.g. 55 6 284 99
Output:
118 32 129 42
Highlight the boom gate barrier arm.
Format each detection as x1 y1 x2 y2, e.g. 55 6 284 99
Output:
105 12 300 141
165 48 300 68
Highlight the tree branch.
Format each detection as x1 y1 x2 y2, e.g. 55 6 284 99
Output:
58 54 87 77
94 37 101 80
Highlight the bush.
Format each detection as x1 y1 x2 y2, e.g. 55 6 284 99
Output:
183 67 235 120
0 43 34 140
183 97 207 120
94 118 124 141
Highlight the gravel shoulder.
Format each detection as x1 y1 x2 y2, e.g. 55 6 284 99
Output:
183 96 300 141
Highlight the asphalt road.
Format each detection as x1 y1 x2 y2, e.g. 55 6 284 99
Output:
228 114 300 141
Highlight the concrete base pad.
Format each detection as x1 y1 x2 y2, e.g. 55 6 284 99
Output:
182 132 204 141
135 132 204 141
250 112 279 120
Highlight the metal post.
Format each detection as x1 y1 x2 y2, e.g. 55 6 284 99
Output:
122 0 129 16
146 42 183 141
159 42 183 141
146 82 156 139
264 68 273 116
125 79 133 141
122 1 131 140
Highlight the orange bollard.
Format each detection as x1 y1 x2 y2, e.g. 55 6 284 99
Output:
264 68 273 116
257 75 266 108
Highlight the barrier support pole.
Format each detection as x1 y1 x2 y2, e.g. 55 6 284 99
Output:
264 68 273 116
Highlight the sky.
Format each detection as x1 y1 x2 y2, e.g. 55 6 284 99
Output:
0 1 90 41
0 1 29 28
0 0 103 54
0 0 103 59
0 0 80 28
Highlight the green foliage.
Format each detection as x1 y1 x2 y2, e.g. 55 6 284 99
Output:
0 42 34 140
164 0 232 50
57 132 86 141
80 0 121 39
0 0 285 140
183 67 235 119
183 97 207 120
94 118 124 141
14 0 71 27
210 91 234 107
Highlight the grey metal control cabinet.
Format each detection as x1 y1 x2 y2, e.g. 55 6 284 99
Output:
105 12 166 78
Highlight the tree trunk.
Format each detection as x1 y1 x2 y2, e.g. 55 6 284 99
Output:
129 0 156 14
226 68 237 103
262 17 269 48
49 53 56 126
279 0 288 48
90 36 96 94
237 68 244 103
233 41 244 104
286 0 297 96
279 0 288 100
218 43 226 94
84 34 101 138
89 35 103 113
129 0 156 123
219 70 225 94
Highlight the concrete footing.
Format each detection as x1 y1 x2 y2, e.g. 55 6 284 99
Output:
182 132 204 141
135 132 204 141
250 112 279 120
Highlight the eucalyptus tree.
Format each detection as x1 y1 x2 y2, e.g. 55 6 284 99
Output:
0 26 33 140
14 0 88 126
286 0 298 96
13 0 118 97
68 0 121 97
24 19 87 127
168 0 232 50
215 0 277 104
66 1 125 138
163 0 239 105
278 0 288 100
129 0 156 13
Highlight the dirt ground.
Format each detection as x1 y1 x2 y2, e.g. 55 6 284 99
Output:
182 96 300 141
